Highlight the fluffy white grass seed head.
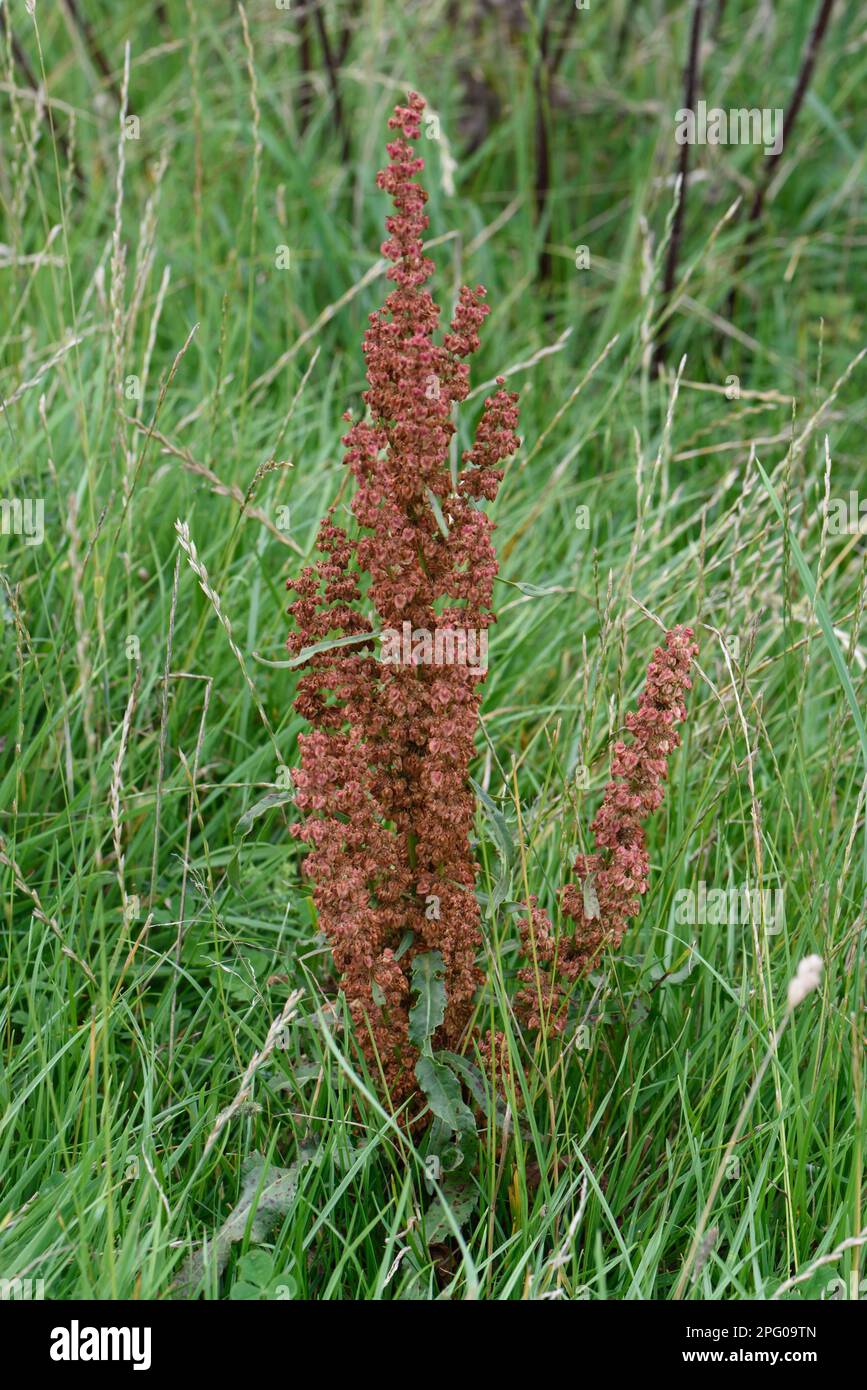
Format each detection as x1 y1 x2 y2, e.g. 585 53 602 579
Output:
787 954 824 1009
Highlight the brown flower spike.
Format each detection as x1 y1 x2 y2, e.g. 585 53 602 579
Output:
286 93 520 1106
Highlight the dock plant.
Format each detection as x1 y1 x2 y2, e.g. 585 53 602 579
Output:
287 94 696 1122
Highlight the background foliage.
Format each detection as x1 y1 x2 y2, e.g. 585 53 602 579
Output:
1 0 865 1299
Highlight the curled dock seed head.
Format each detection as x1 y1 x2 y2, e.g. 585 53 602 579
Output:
517 625 698 1032
286 93 520 1109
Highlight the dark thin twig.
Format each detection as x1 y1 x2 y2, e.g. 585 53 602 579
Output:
652 0 705 371
549 9 574 78
749 0 836 225
2 5 83 189
296 8 315 135
533 16 553 284
314 7 350 163
532 6 574 287
727 0 836 322
335 0 360 66
65 0 119 101
614 3 634 64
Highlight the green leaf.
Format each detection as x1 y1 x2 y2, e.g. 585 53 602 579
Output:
437 1051 489 1113
235 788 295 838
408 950 447 1048
226 850 242 892
425 486 450 539
438 1050 513 1130
393 929 415 962
653 942 698 986
502 579 570 598
423 1170 479 1245
228 784 297 889
229 1280 264 1300
280 629 378 670
470 778 515 866
415 1054 474 1132
171 1146 322 1298
270 1272 299 1300
237 1249 274 1287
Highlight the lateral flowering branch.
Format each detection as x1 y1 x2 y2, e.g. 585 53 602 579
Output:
286 93 519 1105
517 626 698 1030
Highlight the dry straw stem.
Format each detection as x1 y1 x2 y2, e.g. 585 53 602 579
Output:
127 150 169 355
109 911 155 1007
0 832 95 984
649 194 742 356
517 332 619 472
1 577 27 819
237 1 262 403
0 220 62 269
694 619 811 1195
203 989 304 1158
65 492 98 785
247 230 458 400
109 666 142 919
771 1223 867 1300
121 413 302 552
136 262 171 422
174 520 284 790
149 551 180 925
109 320 199 585
467 325 572 403
109 41 130 415
0 332 84 413
508 358 690 784
169 676 213 1072
620 344 866 672
340 69 458 197
707 610 773 1015
237 4 261 232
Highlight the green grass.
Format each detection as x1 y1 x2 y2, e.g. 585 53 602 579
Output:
1 0 866 1300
